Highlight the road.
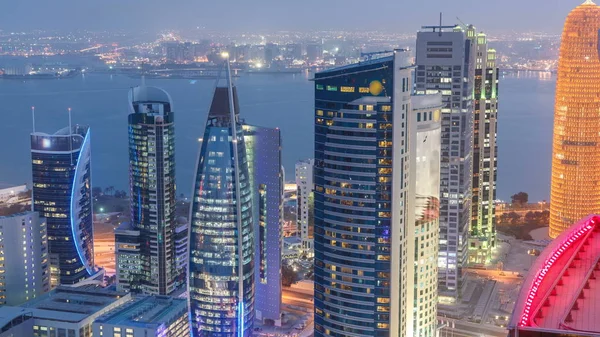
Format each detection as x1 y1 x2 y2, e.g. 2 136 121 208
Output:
438 318 508 337
94 221 117 275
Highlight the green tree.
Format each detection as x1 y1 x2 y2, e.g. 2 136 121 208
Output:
282 265 299 287
511 192 529 207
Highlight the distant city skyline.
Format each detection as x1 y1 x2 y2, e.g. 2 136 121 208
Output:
0 0 583 33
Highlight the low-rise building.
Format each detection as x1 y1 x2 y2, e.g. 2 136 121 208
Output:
3 285 130 337
93 296 188 337
0 307 34 337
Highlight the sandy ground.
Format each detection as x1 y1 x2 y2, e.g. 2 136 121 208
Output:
529 226 550 241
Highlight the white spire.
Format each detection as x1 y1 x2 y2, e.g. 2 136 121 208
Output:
583 0 596 5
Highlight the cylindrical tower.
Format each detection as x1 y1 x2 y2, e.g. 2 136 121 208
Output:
550 0 600 238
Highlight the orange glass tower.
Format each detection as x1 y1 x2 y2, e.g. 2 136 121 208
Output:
550 0 600 238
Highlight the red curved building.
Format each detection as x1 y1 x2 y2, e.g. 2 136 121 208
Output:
549 0 600 238
509 215 600 337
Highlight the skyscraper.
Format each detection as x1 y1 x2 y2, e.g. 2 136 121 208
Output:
243 124 283 326
407 94 442 337
415 24 475 300
0 211 50 305
188 59 254 337
313 50 412 337
295 159 314 256
115 84 184 295
467 25 499 265
31 124 96 285
549 0 600 239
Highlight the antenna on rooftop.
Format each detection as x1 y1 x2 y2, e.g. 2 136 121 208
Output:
439 12 443 36
140 61 146 87
31 106 36 133
68 107 73 166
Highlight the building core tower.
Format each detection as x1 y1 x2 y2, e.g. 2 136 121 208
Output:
188 58 255 337
116 85 184 295
467 25 499 265
549 0 600 238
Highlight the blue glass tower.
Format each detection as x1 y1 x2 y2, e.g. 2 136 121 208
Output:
313 51 413 337
243 124 283 325
31 125 95 285
188 60 254 337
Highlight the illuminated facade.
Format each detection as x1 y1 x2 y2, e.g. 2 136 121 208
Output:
407 94 442 337
295 159 314 256
31 125 95 285
550 0 600 239
467 25 499 265
313 51 412 337
509 215 600 337
188 66 254 336
115 85 185 295
415 25 475 299
243 124 283 325
0 211 50 305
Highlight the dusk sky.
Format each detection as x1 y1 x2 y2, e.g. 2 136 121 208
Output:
0 0 581 33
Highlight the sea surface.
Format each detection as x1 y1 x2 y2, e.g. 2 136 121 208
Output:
0 71 555 202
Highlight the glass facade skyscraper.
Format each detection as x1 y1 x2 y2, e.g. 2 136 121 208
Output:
115 85 184 295
188 75 254 336
31 125 95 285
467 25 499 265
313 51 412 337
549 1 600 238
415 26 475 300
243 124 283 325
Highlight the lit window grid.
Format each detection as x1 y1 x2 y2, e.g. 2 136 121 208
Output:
549 4 600 238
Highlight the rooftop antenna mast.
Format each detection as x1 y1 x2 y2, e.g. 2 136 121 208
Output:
224 52 245 337
31 106 36 133
68 107 73 166
439 12 443 36
140 61 146 87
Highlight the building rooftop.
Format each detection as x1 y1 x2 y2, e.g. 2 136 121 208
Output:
316 55 393 75
94 296 187 329
510 215 600 335
348 96 391 105
0 306 33 332
412 93 443 110
16 285 128 323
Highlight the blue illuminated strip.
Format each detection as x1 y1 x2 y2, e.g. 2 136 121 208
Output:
70 128 94 276
238 300 244 337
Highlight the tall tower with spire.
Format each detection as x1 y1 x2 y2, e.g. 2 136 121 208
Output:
549 0 600 238
188 56 255 337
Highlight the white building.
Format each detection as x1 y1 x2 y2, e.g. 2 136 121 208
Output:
295 159 314 256
407 94 443 337
0 211 50 306
416 25 475 300
93 295 189 337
